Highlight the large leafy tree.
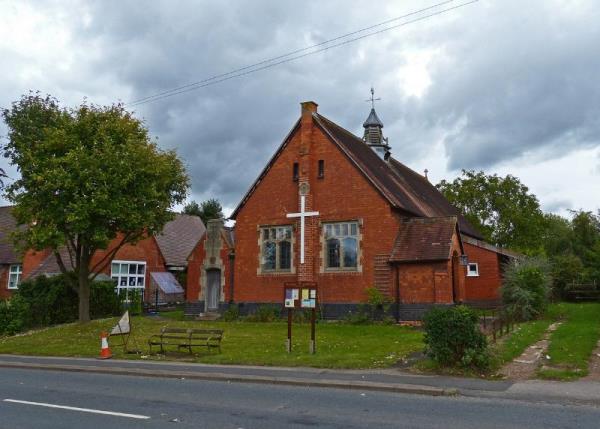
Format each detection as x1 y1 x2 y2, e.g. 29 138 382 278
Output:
184 198 223 225
437 170 544 251
2 94 189 322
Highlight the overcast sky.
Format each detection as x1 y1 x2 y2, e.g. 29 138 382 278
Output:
1 0 598 218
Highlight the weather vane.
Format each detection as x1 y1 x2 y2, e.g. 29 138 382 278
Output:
366 86 381 109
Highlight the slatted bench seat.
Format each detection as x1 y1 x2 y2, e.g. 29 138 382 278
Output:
148 327 223 354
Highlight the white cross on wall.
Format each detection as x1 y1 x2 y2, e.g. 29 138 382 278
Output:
286 195 319 264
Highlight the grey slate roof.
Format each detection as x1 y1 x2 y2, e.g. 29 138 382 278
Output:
0 206 21 265
314 113 483 239
154 214 206 267
26 247 72 279
363 108 384 128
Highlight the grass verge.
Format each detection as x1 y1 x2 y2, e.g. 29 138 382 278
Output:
0 315 423 369
493 318 552 367
537 302 600 380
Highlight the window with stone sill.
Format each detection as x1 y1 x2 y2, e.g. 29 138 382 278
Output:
323 221 359 270
260 226 293 273
7 264 22 289
467 262 479 277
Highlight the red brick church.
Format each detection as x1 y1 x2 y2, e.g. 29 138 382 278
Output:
185 99 517 320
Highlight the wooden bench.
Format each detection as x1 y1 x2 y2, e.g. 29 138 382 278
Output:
567 290 600 301
148 327 223 354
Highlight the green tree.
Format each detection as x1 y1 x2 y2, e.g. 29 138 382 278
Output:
437 170 544 251
570 210 600 284
540 213 574 258
2 93 189 322
193 198 224 225
182 200 202 217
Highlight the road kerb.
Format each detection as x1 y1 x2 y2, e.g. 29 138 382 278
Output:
0 360 456 397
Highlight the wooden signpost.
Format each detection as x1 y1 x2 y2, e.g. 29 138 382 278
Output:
284 282 318 354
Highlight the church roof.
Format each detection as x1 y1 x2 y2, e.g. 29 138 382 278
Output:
229 110 482 239
390 217 459 262
314 114 482 239
363 108 384 128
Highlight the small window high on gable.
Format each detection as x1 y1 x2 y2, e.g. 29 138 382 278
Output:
293 162 299 181
318 160 324 178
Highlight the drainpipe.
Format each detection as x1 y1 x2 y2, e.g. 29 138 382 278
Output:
228 251 235 305
395 265 400 322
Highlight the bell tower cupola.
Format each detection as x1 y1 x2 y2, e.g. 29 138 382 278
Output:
362 87 391 160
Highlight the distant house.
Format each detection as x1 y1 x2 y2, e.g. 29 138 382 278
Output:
184 101 518 320
0 207 22 300
1 210 206 304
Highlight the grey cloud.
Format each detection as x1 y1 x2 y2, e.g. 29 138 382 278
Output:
2 0 600 211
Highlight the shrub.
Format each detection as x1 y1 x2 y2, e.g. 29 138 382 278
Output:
246 304 281 322
550 254 584 299
344 307 371 325
15 273 123 329
365 287 392 320
423 305 489 370
0 296 29 336
502 257 551 321
221 305 240 322
17 274 78 327
122 289 143 316
90 281 123 319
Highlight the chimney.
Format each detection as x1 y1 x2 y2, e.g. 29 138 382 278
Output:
300 101 318 121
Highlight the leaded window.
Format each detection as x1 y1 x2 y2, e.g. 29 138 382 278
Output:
324 222 359 270
7 264 22 289
260 226 293 272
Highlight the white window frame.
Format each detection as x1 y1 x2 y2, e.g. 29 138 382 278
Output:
467 262 479 277
7 264 22 289
111 260 147 299
323 221 360 271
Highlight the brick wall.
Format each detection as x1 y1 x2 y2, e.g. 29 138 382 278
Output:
234 105 405 305
0 265 10 299
92 234 167 303
463 241 502 302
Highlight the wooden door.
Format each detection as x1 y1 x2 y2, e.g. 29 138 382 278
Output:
205 269 221 312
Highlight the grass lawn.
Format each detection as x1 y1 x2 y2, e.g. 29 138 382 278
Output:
493 318 552 368
538 302 600 380
0 315 423 369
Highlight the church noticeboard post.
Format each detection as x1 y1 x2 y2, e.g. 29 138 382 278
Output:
284 282 318 354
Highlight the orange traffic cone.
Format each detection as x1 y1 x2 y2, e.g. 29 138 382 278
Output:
98 331 112 359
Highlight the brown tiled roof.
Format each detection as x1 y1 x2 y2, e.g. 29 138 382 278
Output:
390 217 458 263
26 247 72 279
155 214 206 267
314 114 483 239
0 206 22 265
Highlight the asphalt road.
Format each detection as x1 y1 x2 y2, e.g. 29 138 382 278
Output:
1 367 599 429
